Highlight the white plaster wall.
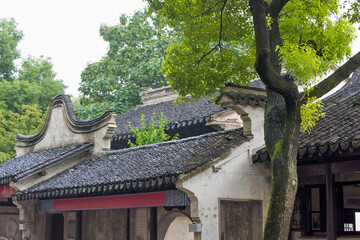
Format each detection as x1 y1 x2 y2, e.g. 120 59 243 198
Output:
34 107 93 151
242 105 265 150
181 106 271 240
16 105 116 156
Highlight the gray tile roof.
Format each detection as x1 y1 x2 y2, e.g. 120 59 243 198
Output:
0 143 93 185
113 97 224 141
297 68 360 158
299 69 360 148
113 80 265 143
253 68 360 162
16 129 250 200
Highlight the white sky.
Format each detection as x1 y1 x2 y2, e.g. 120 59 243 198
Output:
0 0 359 97
0 0 147 97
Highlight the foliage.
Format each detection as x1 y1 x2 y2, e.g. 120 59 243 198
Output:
0 19 66 162
147 0 360 239
0 105 46 162
300 97 326 132
0 56 66 113
128 112 178 148
77 9 176 120
148 0 355 98
19 56 66 111
0 18 23 80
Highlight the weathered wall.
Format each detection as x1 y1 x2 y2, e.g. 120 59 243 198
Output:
81 209 127 240
16 105 116 156
0 205 20 239
179 106 271 240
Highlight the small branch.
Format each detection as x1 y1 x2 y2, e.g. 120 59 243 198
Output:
196 43 221 64
301 50 360 104
218 0 227 47
191 1 225 19
195 0 227 64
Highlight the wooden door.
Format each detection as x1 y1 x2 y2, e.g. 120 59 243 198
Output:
51 214 64 240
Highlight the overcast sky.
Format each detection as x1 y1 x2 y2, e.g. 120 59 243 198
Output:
0 1 359 97
0 0 147 96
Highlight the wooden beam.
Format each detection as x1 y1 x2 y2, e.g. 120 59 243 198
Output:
298 159 360 178
325 162 337 240
37 190 191 212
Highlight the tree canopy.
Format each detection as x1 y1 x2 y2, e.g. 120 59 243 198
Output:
77 10 176 119
0 18 23 80
146 0 360 239
0 18 66 162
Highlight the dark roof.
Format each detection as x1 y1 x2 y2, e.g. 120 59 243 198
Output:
114 81 266 142
16 129 250 200
297 68 360 158
300 69 360 147
253 68 360 162
0 143 93 185
220 83 267 108
113 97 224 141
250 79 266 89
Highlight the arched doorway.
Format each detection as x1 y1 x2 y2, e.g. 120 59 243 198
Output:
158 211 194 240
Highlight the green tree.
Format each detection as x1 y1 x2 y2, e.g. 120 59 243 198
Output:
128 112 178 147
0 19 66 162
0 56 66 113
147 1 360 239
0 18 23 80
19 56 66 111
77 9 176 119
0 105 46 162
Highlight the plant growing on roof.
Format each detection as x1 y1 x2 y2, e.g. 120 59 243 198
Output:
128 112 179 147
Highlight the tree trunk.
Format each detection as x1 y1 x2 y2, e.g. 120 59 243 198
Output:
263 89 300 240
249 0 301 238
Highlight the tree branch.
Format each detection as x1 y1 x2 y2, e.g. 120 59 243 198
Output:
195 0 227 64
301 50 360 105
190 1 225 19
250 0 298 104
269 0 290 17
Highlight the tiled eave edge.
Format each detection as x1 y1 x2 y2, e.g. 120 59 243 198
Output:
13 175 178 201
14 143 94 181
112 116 212 142
0 143 93 186
217 84 268 108
252 140 360 163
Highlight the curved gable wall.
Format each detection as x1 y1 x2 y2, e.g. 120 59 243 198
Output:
15 95 117 156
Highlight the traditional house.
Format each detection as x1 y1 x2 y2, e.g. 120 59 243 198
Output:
1 67 359 240
0 84 270 240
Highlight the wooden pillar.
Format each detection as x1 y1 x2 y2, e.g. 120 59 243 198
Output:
325 161 337 240
127 209 130 240
150 207 157 240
